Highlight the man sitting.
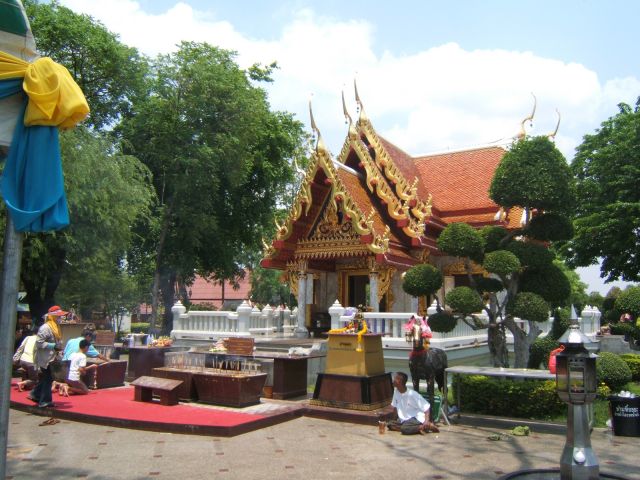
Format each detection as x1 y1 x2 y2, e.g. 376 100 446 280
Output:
65 339 98 395
387 372 439 435
62 328 109 362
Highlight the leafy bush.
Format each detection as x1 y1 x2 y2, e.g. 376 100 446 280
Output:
519 264 572 304
508 292 549 323
428 311 457 333
437 222 484 263
615 286 640 318
483 250 521 277
620 354 640 381
479 226 509 252
609 322 640 341
402 264 443 298
527 335 559 369
451 374 564 419
596 352 633 392
130 322 150 333
505 240 555 270
525 213 574 242
446 287 484 316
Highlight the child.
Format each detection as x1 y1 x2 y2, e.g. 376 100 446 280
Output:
66 339 98 395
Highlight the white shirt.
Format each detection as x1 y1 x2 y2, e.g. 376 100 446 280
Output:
391 388 430 423
68 351 87 382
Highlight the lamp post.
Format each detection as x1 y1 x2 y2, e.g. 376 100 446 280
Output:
556 306 599 479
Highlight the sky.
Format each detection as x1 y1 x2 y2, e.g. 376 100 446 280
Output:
58 0 639 296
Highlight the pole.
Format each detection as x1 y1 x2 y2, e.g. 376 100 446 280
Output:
0 215 24 479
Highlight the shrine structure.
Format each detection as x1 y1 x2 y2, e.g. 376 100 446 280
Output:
260 86 522 336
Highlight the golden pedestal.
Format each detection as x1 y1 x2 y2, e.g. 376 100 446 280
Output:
324 333 385 376
311 333 392 411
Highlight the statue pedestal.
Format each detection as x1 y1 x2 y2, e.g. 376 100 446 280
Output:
310 333 392 410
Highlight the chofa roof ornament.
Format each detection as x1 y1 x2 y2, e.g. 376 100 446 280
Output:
309 98 328 154
342 90 358 139
354 79 368 123
547 108 561 141
516 92 537 141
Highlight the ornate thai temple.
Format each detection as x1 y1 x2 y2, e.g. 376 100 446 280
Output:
260 86 523 333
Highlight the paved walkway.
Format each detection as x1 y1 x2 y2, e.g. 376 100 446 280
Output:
6 409 640 479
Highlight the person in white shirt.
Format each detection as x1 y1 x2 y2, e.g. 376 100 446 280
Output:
13 333 38 391
66 339 98 395
387 372 439 435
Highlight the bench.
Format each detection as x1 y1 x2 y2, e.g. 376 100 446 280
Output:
130 376 183 406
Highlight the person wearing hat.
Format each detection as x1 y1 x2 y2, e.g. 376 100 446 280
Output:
28 305 67 408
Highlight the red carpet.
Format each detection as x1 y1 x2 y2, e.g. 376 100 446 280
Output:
9 379 302 436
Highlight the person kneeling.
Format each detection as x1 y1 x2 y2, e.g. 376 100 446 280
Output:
66 339 97 395
387 372 439 435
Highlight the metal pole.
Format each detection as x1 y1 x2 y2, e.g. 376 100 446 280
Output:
0 215 24 479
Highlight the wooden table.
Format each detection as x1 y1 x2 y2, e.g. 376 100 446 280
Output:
152 367 199 401
192 371 267 407
126 347 171 381
83 359 127 388
205 351 325 400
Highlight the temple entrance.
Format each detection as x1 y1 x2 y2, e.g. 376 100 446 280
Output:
347 274 369 308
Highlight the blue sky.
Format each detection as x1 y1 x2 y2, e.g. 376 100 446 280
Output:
60 0 639 295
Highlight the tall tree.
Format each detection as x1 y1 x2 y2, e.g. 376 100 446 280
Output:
120 42 307 333
562 99 640 282
19 128 155 320
24 0 148 129
434 136 576 367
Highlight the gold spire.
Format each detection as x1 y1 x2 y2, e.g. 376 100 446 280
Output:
354 79 368 123
547 109 561 141
342 90 357 139
516 93 537 141
309 98 328 154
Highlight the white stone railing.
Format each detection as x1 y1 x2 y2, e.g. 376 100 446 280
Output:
171 301 299 342
170 299 600 346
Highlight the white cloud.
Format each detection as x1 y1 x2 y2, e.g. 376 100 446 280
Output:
57 0 640 292
59 1 640 161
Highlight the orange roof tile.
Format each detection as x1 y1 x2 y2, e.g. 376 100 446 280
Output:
413 146 505 213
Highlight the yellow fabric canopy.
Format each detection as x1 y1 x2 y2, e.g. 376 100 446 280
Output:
0 50 89 128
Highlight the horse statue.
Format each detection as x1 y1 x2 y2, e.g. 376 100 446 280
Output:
404 316 448 415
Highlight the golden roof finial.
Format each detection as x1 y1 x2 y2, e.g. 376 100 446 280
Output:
547 109 561 141
516 93 537 141
354 78 368 122
309 98 328 154
342 90 357 139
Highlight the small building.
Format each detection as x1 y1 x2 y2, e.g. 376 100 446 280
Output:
261 92 521 329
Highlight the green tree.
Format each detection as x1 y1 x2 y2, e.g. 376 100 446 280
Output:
437 136 576 367
562 99 640 282
120 42 307 333
249 266 293 306
19 128 155 320
24 0 148 129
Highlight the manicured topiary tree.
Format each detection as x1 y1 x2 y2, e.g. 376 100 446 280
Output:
597 352 633 392
401 264 443 299
436 136 578 368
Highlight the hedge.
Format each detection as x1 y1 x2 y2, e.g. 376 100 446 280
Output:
596 352 633 392
620 354 640 381
130 322 150 333
451 374 564 419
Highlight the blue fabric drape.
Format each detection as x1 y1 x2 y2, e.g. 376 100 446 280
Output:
0 77 69 231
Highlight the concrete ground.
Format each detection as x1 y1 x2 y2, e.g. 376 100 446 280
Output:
6 408 640 480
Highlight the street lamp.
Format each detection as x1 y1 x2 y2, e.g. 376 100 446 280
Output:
556 306 599 480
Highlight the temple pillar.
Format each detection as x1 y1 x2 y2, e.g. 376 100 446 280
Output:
295 261 309 338
369 272 379 312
